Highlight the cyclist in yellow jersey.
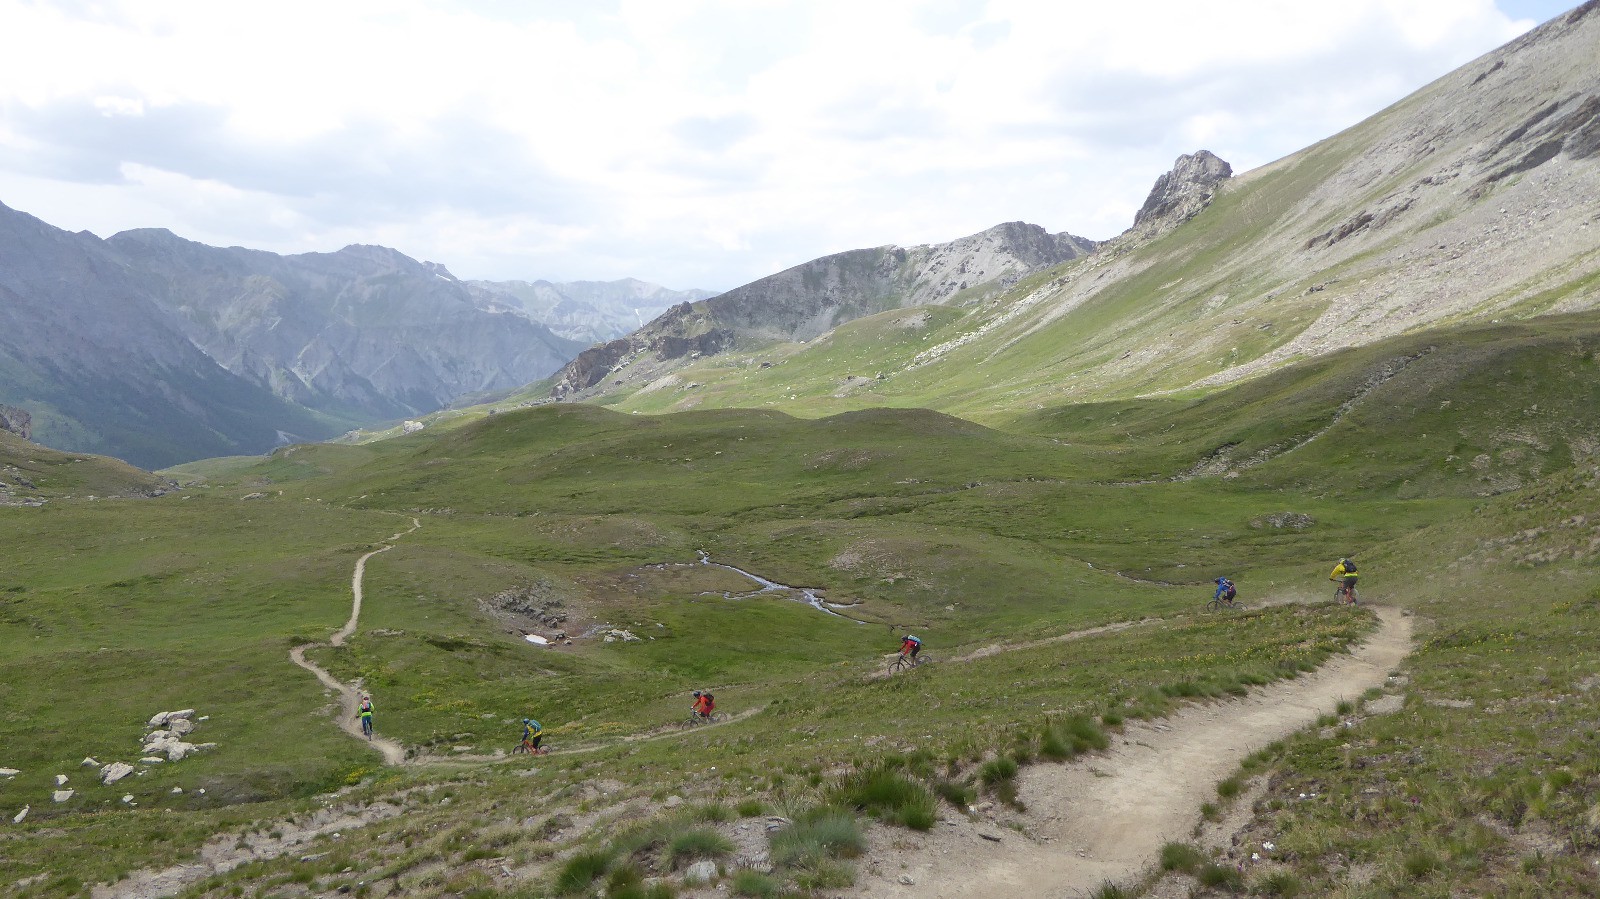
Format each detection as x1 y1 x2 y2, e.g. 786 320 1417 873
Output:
1329 558 1359 604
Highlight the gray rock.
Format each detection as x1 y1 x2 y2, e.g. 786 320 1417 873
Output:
81 757 99 768
1132 150 1233 233
13 805 27 823
139 757 164 764
147 712 170 728
52 789 73 803
165 742 196 762
683 860 719 884
54 774 67 786
168 718 195 737
0 768 18 778
100 762 135 785
165 709 196 721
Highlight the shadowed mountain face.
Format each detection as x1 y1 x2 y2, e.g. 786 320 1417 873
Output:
0 205 587 468
0 202 342 469
550 221 1098 398
552 2 1600 421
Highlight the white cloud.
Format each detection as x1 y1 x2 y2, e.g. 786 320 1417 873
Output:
0 0 1565 289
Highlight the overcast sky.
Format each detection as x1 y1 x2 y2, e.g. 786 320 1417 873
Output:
0 0 1577 291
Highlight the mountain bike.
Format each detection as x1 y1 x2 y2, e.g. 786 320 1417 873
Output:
512 737 549 755
1205 595 1240 612
1335 583 1359 605
685 711 723 727
360 717 373 739
888 652 930 674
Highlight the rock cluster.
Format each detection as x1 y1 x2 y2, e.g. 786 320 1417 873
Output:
490 587 569 628
143 709 216 762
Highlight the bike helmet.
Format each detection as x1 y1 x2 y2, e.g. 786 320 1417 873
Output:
693 691 702 697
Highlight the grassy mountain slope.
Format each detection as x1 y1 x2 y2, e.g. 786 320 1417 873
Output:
570 4 1600 426
4 309 1600 894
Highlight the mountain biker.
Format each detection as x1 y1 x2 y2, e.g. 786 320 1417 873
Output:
899 634 923 661
1329 557 1359 604
357 695 374 739
1214 577 1237 604
692 691 715 720
521 718 543 751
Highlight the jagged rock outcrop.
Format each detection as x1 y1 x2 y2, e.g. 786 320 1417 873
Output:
1131 151 1233 234
0 405 29 440
551 221 1096 398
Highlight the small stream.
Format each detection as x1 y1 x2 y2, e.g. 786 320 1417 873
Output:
693 551 864 623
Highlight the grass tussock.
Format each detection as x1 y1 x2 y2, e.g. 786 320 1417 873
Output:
831 764 939 831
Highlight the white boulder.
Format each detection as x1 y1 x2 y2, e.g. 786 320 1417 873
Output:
166 709 196 721
683 860 719 884
52 790 73 803
165 742 196 762
139 757 164 765
0 768 18 778
100 762 135 785
81 757 99 768
13 805 27 823
54 774 67 786
168 719 195 737
147 712 170 728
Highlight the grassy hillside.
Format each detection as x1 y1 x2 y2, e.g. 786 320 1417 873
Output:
3 308 1600 897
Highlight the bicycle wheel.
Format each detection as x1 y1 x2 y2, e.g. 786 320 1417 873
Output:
1205 599 1222 613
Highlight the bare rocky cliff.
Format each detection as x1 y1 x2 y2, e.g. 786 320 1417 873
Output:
1130 150 1233 235
550 221 1096 398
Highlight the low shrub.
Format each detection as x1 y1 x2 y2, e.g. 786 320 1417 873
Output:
731 868 782 898
554 848 614 894
832 764 939 831
667 829 735 868
690 802 735 823
1198 862 1244 891
1159 841 1205 873
979 757 1019 786
769 807 865 868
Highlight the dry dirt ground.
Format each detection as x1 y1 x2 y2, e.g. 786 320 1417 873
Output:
846 606 1413 899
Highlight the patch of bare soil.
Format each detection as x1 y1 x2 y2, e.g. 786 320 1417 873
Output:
846 607 1413 898
91 800 405 899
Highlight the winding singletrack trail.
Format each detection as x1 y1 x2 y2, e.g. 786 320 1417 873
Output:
850 606 1414 898
288 517 420 765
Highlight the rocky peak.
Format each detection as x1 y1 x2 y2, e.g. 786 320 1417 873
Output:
0 405 30 440
1132 151 1233 232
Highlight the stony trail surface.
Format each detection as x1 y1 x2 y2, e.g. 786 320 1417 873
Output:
848 606 1413 898
287 517 420 766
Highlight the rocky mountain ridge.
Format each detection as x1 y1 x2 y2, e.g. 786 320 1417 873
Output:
0 203 599 467
550 221 1098 398
104 228 586 419
552 1 1600 421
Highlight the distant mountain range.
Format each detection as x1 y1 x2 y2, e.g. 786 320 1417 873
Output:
467 278 717 345
551 221 1099 398
0 203 712 468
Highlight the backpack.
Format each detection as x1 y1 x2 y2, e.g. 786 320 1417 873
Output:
1343 559 1357 574
1223 583 1237 600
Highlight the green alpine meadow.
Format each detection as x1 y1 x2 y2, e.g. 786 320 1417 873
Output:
5 4 1600 898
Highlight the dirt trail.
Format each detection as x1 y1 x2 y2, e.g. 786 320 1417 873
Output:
288 518 420 766
849 606 1413 898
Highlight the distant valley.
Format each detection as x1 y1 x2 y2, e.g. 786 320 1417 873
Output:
0 202 711 468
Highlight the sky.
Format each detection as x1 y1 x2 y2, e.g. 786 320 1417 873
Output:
0 1 1578 291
